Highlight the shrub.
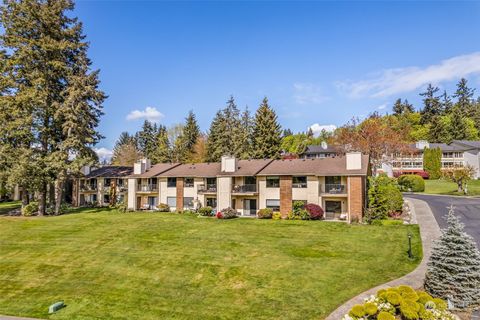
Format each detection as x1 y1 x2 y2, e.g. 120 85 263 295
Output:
288 201 310 220
216 211 223 219
342 285 456 320
219 207 238 219
22 202 38 216
198 206 214 216
157 203 170 212
423 147 442 179
183 209 195 215
398 174 425 192
116 202 127 213
272 212 282 220
256 208 273 219
304 203 324 220
367 174 403 223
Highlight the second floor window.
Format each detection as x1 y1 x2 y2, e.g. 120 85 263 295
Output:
184 177 194 188
266 176 280 188
292 176 307 188
167 177 177 188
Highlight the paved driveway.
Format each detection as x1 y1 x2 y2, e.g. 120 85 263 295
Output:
405 193 480 247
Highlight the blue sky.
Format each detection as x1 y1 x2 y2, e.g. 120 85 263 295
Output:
73 1 480 159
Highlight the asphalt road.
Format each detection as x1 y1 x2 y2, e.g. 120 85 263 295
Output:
405 193 480 247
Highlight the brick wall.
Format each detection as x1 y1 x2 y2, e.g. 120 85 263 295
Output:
280 176 292 218
176 178 184 210
349 176 364 222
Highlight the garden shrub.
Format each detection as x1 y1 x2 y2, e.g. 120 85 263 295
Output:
342 285 456 320
198 206 214 216
22 202 38 216
304 203 324 220
272 212 282 220
256 208 273 219
219 207 238 219
116 202 127 213
367 174 403 223
287 201 310 220
423 147 442 179
398 174 425 192
157 203 170 212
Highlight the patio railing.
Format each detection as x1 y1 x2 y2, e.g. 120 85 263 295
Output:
198 184 217 193
137 184 158 192
321 184 347 194
232 184 257 193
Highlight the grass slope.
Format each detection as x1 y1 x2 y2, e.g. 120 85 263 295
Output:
0 207 421 320
0 200 20 215
423 179 480 196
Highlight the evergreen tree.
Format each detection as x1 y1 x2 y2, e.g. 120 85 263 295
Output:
0 0 105 215
282 128 293 138
428 116 451 143
111 141 143 166
252 97 282 159
174 110 200 163
112 132 134 157
151 125 171 163
441 90 453 114
420 84 442 124
423 147 442 179
453 78 475 117
237 107 253 159
205 96 242 161
425 206 480 309
449 106 468 141
392 98 414 115
136 120 158 159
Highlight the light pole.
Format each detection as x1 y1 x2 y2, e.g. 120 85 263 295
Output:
407 233 413 259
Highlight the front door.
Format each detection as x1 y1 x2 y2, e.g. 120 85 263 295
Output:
136 196 141 210
244 199 257 216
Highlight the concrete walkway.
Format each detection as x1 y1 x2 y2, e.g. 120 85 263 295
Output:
326 197 441 320
0 316 41 320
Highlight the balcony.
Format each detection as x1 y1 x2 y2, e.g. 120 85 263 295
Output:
321 184 347 195
80 185 97 192
232 184 257 194
198 184 217 193
137 184 158 192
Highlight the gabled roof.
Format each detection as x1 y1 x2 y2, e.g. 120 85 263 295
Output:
128 163 181 178
256 155 369 176
159 162 221 178
218 159 274 177
86 166 133 178
303 145 340 154
451 140 480 150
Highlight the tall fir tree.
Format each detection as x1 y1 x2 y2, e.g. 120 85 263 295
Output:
425 206 480 309
0 0 105 215
420 84 442 125
449 106 468 141
392 98 414 115
151 125 171 163
441 90 453 114
136 120 158 159
175 110 200 163
252 97 282 159
453 78 476 117
237 107 253 159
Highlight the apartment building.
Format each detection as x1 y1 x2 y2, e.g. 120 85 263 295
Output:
72 166 133 206
122 152 369 222
380 140 480 178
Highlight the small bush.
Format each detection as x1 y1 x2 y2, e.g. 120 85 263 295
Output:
157 203 170 212
272 212 282 220
219 207 238 219
304 203 324 220
216 211 223 219
377 311 395 320
198 206 214 216
257 208 273 219
116 202 127 213
398 174 425 192
349 305 365 318
22 202 38 216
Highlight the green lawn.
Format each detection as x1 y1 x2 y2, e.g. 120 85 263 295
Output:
423 179 480 196
0 206 421 320
0 200 20 215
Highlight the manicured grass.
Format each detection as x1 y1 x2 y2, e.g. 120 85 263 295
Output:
423 179 480 196
0 200 20 215
0 209 422 319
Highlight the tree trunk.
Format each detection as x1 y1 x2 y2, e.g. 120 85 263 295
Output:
21 188 29 206
457 181 463 193
38 182 46 216
54 179 64 215
48 182 55 207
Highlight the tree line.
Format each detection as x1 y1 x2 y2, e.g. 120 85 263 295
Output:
111 96 284 164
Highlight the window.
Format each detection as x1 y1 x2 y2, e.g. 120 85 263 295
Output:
167 197 176 208
266 199 280 211
184 177 194 188
167 178 177 188
117 179 124 186
184 197 194 209
91 194 97 202
104 178 111 186
148 196 158 207
206 177 216 186
206 198 217 208
266 176 280 188
244 176 256 185
292 176 307 188
103 194 110 203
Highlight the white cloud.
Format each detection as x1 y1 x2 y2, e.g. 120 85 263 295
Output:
377 103 387 110
337 52 480 98
308 123 337 136
126 106 164 122
293 83 328 105
94 147 113 163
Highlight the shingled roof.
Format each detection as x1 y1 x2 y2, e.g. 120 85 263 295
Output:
128 163 181 178
85 166 133 178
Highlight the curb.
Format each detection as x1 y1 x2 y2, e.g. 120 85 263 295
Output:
404 192 480 199
325 197 441 319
